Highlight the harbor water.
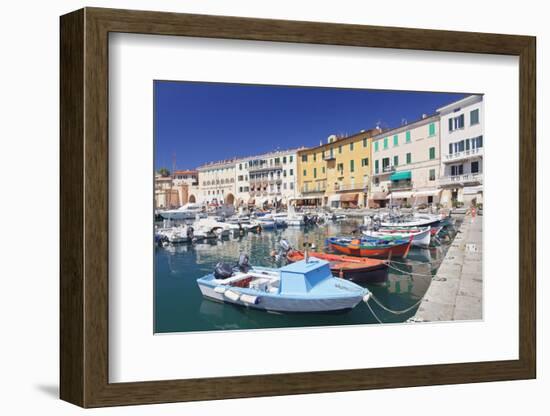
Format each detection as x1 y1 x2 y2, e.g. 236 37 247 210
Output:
154 218 459 333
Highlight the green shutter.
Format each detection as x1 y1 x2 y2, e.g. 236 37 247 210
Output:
429 147 436 160
314 168 317 178
406 131 411 142
350 142 354 151
393 155 399 166
383 137 388 149
375 160 379 173
303 169 307 177
393 135 398 146
429 123 436 136
350 160 354 172
374 141 379 152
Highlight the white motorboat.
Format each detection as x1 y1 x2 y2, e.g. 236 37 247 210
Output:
363 226 431 247
155 225 194 244
158 203 204 220
193 218 232 240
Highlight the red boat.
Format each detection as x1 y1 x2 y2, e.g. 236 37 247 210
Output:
286 250 389 283
327 236 413 259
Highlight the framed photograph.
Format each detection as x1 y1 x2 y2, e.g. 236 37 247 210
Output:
60 7 536 408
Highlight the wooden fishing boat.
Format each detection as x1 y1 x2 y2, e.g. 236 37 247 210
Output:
286 250 389 283
327 236 413 258
363 226 431 247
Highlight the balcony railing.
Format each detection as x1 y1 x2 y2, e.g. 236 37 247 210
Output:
443 147 483 163
301 186 326 194
324 154 336 161
438 172 483 186
335 183 368 192
373 165 396 176
389 180 413 191
248 163 282 173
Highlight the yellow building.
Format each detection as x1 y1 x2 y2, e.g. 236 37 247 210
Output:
296 129 378 208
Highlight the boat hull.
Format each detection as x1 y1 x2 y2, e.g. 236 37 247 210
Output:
197 282 364 313
286 251 389 283
328 238 412 258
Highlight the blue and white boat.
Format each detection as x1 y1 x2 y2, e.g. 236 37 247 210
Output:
197 256 370 313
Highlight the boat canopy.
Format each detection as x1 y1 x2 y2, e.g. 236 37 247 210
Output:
390 170 412 181
278 259 331 295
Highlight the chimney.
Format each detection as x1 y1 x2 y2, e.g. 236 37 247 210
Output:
422 113 427 119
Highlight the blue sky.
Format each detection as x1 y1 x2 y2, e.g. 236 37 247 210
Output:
154 81 466 171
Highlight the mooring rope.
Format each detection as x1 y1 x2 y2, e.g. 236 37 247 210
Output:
365 292 424 316
364 296 384 324
387 262 438 277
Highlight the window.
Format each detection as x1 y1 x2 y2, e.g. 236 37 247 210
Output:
393 135 399 146
363 138 368 147
449 143 453 154
471 161 480 173
313 153 316 161
451 164 464 176
283 170 287 177
322 166 325 174
406 152 411 164
283 156 287 164
301 154 307 162
383 137 388 149
239 186 243 192
429 122 436 137
429 147 436 160
290 156 293 163
375 160 379 174
289 169 293 176
350 142 354 151
322 150 325 159
476 135 483 148
337 163 344 173
393 155 399 166
382 157 390 170
350 160 355 172
303 169 307 177
283 183 287 189
313 168 317 178
429 169 436 181
338 145 342 154
239 164 242 170
361 158 369 167
470 109 480 125
374 141 379 152
449 114 465 131
290 183 294 190
406 131 411 143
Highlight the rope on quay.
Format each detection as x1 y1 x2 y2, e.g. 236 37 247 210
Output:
363 292 424 316
387 262 437 278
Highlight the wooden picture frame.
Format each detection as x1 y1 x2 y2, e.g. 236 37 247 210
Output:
60 7 536 408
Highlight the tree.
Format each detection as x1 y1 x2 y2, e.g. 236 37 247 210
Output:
157 167 170 177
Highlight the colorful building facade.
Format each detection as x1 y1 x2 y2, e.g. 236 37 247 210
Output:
437 95 484 208
297 130 376 208
370 115 441 208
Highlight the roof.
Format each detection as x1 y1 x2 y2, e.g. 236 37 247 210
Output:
173 170 197 175
436 94 483 114
298 129 380 154
372 113 439 140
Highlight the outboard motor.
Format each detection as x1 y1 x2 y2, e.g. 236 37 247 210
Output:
214 262 233 279
186 226 194 239
279 239 291 254
237 253 251 272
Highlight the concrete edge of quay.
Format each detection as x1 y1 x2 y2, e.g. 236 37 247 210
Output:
411 213 483 322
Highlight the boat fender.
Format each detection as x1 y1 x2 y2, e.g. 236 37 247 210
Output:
362 292 372 303
214 286 226 294
240 294 259 305
224 290 241 302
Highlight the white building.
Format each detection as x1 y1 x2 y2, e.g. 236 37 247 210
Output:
437 95 484 208
197 160 237 206
235 149 300 208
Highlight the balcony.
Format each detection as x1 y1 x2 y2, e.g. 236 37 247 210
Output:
438 172 483 187
335 183 368 192
301 186 326 194
389 180 413 191
248 163 282 173
443 147 483 163
324 154 336 161
373 165 396 176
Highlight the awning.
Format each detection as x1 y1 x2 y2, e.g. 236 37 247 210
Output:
291 196 322 201
371 192 388 200
340 193 359 202
463 185 483 195
328 194 341 202
387 191 413 199
247 198 255 205
414 189 442 198
390 170 412 181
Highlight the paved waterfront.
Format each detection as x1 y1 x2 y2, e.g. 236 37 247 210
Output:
412 214 482 321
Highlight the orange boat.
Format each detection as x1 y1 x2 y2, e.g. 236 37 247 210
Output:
286 250 389 283
327 235 413 259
